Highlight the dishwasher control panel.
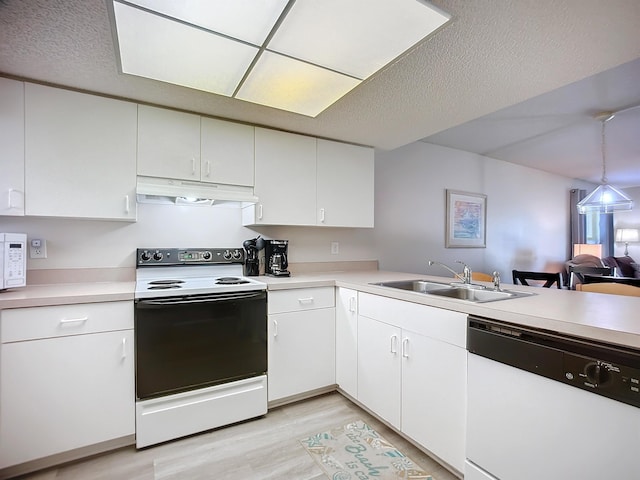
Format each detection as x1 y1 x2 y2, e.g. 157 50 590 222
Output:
468 315 640 409
563 354 640 408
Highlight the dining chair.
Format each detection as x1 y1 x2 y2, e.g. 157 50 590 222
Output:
576 283 640 297
512 270 562 288
471 272 494 282
568 265 615 290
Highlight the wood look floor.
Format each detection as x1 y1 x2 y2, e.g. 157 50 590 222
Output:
16 392 459 480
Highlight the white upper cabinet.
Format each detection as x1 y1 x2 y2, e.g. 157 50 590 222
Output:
201 117 254 186
24 83 137 220
244 129 375 227
137 105 201 181
0 78 25 216
138 106 256 187
317 139 374 227
245 127 317 226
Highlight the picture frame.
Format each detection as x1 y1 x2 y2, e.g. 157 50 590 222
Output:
445 190 487 248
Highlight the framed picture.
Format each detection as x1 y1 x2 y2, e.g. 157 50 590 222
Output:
445 190 487 248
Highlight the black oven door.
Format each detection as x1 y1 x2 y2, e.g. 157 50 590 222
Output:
135 290 267 400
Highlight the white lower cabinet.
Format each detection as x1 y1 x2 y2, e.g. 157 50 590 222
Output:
0 302 134 470
357 314 402 427
267 287 335 402
335 288 358 398
357 293 467 473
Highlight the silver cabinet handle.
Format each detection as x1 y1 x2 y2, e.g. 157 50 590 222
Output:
273 319 278 337
121 337 127 360
60 317 88 324
206 160 211 177
258 204 263 220
125 195 130 214
348 296 356 313
402 337 409 358
7 188 22 209
298 297 314 304
319 208 325 223
390 334 398 354
191 158 196 175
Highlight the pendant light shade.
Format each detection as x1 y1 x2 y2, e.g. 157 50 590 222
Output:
577 112 633 214
576 184 633 214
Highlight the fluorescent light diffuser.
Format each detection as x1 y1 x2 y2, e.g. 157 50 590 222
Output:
125 0 289 46
114 2 258 96
236 51 361 117
268 0 450 79
111 0 450 116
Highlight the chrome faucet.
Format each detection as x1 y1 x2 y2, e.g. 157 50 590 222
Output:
492 271 501 291
428 260 472 285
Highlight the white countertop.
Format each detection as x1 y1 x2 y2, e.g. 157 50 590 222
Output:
1 270 639 350
261 270 640 350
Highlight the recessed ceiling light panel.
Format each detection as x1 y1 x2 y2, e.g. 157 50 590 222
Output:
236 51 361 117
124 0 289 46
114 2 258 96
268 0 450 79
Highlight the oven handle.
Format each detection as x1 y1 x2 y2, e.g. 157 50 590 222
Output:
136 291 265 306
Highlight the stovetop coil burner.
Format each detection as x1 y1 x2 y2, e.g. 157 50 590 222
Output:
216 277 250 285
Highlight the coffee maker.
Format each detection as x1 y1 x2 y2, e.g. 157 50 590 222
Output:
264 239 290 277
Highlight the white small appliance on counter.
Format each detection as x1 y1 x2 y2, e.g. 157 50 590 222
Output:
0 233 27 290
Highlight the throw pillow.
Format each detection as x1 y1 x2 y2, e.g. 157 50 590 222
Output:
631 262 640 279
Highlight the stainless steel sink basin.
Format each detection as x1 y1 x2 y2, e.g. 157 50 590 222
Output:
371 279 452 293
371 280 535 303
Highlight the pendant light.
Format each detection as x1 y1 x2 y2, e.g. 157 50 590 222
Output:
577 111 633 214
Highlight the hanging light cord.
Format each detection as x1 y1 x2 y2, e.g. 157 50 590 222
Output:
600 119 607 184
597 112 615 184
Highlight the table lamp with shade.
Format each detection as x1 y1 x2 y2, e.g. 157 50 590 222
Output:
615 228 639 256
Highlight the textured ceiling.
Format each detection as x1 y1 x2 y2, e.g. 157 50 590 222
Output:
1 0 639 184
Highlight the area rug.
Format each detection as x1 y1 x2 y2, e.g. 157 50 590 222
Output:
300 420 433 480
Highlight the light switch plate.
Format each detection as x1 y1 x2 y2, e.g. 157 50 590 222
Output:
331 241 339 255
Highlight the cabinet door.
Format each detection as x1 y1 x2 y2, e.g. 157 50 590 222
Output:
24 84 137 220
0 77 25 216
137 105 201 181
250 128 316 225
316 139 374 227
357 315 401 428
0 330 134 468
268 308 335 402
201 117 254 186
335 287 358 398
401 331 466 472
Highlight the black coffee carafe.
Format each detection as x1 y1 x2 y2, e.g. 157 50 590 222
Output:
265 240 290 277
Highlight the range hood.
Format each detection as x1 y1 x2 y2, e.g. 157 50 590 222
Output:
136 176 258 206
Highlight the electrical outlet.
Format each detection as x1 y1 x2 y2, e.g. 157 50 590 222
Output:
331 241 339 255
30 238 47 259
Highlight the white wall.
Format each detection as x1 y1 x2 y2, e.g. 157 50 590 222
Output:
613 186 640 259
0 203 378 271
373 142 594 281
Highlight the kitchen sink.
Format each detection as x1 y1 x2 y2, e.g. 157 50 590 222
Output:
371 279 453 293
371 280 535 303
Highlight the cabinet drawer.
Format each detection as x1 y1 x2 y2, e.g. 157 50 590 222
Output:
268 287 335 314
359 293 466 347
1 301 133 343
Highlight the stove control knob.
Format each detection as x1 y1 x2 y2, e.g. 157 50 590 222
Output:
153 251 164 262
223 250 232 260
202 251 212 261
140 251 151 262
232 249 242 260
